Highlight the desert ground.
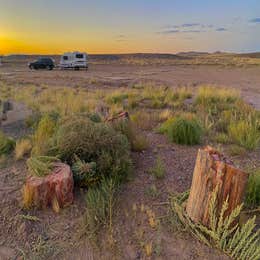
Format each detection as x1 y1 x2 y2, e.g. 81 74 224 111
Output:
0 54 259 259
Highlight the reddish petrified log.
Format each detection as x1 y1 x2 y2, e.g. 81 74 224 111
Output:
23 163 74 211
106 111 129 122
186 146 248 227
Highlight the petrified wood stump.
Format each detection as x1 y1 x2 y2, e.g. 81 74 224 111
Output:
23 163 74 211
186 146 248 227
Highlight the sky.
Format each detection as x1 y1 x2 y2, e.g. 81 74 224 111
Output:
0 0 259 54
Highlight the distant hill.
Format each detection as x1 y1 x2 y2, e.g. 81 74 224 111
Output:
237 52 260 58
177 51 209 56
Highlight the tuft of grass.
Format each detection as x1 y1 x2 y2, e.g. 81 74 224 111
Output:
131 134 149 152
196 86 240 107
85 178 117 236
167 115 203 145
0 154 7 168
159 109 174 122
156 117 176 134
145 184 160 198
131 111 159 130
228 118 260 150
31 114 57 156
213 133 230 144
150 156 166 179
0 131 15 155
112 119 149 152
106 91 128 105
26 156 60 177
15 138 32 160
245 169 260 208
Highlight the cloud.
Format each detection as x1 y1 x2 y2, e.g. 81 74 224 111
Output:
160 30 180 34
181 23 200 27
116 34 126 38
160 29 203 34
216 27 227 31
249 18 260 23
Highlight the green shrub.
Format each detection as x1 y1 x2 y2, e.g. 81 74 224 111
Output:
0 131 15 155
72 157 97 187
31 114 57 156
245 169 260 208
54 117 132 183
167 115 203 145
228 119 260 150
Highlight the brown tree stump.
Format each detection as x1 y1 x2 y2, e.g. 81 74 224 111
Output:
186 146 248 227
23 163 74 211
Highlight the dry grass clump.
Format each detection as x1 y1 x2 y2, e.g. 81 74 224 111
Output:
111 119 149 152
131 110 159 130
31 115 57 156
228 118 260 150
15 138 32 160
106 91 129 105
159 109 174 122
140 85 192 109
196 86 240 107
194 86 260 150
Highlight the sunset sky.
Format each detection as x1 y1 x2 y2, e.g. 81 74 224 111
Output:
0 0 259 54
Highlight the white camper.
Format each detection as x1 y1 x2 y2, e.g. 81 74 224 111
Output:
60 52 88 70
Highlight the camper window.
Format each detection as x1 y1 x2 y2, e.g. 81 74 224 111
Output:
63 56 68 60
76 54 84 59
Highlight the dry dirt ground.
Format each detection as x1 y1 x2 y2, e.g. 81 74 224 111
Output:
0 62 259 259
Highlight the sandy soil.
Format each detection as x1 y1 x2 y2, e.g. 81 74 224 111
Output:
0 62 259 259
